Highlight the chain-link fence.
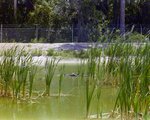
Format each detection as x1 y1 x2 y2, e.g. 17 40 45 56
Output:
0 24 149 43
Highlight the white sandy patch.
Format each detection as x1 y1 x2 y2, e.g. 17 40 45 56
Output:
0 43 103 52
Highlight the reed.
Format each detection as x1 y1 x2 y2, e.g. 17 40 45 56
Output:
2 49 16 96
0 60 4 95
96 83 101 118
86 46 97 118
22 56 32 97
45 58 60 96
58 64 65 96
10 52 32 100
29 65 38 100
96 54 104 118
110 41 150 119
78 60 86 81
0 46 37 100
86 76 95 118
15 65 24 100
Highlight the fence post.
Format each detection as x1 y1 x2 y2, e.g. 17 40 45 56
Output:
72 24 73 43
1 24 2 43
36 24 38 41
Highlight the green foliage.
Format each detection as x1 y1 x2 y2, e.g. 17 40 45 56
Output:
29 65 38 100
31 48 43 56
1 0 150 35
103 42 150 119
0 46 34 100
45 58 60 96
15 56 32 100
46 48 54 56
78 60 86 81
59 64 65 96
104 43 135 56
28 0 68 27
30 38 45 43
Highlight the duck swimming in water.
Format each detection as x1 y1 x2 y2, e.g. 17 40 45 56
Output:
57 73 79 77
67 73 79 77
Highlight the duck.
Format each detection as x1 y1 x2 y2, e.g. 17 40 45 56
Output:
67 73 79 77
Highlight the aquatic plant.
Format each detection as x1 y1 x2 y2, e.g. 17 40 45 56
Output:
109 41 150 119
95 54 104 118
2 47 17 96
46 48 54 56
86 76 95 118
78 60 86 81
58 64 65 96
29 65 38 100
14 55 32 100
31 48 43 56
45 58 60 96
86 46 97 118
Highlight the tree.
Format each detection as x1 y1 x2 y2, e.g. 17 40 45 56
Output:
14 0 17 22
120 0 125 35
28 0 67 26
67 0 107 42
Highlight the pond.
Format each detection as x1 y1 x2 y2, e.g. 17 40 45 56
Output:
0 63 118 120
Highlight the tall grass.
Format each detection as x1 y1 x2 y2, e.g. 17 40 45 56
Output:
2 47 17 96
29 65 38 100
59 64 65 96
86 45 102 118
0 46 62 100
85 35 150 119
45 58 60 96
96 54 104 118
15 55 32 100
0 46 39 101
106 41 150 119
86 52 96 118
78 60 86 81
86 76 95 118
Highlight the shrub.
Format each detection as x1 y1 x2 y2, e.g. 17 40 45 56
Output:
47 48 54 56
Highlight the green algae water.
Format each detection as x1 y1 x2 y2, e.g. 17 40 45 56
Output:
0 64 118 120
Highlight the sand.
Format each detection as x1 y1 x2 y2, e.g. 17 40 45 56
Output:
0 43 103 52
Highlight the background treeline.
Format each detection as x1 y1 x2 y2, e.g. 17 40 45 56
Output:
1 0 150 26
0 0 150 42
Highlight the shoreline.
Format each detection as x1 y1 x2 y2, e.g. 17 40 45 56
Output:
0 43 104 52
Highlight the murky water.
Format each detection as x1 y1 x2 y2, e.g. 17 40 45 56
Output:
0 64 118 120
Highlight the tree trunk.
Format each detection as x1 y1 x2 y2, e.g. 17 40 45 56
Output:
14 0 17 22
113 0 117 27
26 0 33 13
120 0 125 36
78 15 82 42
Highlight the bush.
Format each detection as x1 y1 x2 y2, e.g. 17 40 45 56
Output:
31 48 43 56
47 48 54 56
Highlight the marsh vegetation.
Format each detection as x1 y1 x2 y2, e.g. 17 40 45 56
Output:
0 39 150 119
